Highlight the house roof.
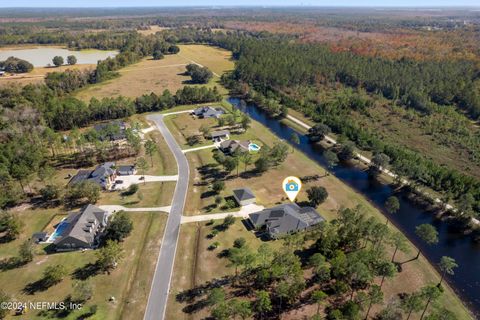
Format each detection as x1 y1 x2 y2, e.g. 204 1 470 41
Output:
211 130 230 138
233 188 255 201
193 106 224 117
94 121 127 141
219 140 250 153
249 203 324 237
117 165 135 172
69 162 116 187
54 204 107 246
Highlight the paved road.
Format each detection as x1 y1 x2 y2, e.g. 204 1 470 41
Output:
144 113 190 320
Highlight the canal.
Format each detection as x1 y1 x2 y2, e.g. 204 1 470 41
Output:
229 97 480 318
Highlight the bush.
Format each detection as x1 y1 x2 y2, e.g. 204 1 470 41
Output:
67 55 77 65
233 237 246 248
212 181 225 194
153 50 164 60
52 56 64 67
122 184 139 196
307 186 329 207
40 185 60 201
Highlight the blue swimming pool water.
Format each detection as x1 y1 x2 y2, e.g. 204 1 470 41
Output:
50 220 69 241
249 143 261 152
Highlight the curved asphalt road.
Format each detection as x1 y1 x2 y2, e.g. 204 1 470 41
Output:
144 113 190 320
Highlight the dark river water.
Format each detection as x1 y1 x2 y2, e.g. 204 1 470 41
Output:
229 97 480 318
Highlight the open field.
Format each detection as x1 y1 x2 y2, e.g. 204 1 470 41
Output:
137 25 171 36
166 219 283 320
163 102 472 319
0 211 166 320
97 181 175 208
75 44 233 101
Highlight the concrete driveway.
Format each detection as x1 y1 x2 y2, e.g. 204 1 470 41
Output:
112 174 178 190
181 203 265 224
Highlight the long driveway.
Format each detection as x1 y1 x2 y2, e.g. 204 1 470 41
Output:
144 113 190 320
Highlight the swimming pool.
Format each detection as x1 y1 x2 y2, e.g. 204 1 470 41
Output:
46 219 69 243
248 143 261 152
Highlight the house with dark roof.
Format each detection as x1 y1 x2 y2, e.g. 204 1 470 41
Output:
233 188 256 206
211 130 230 142
54 204 108 251
192 106 224 119
219 140 250 154
248 203 324 239
94 121 128 141
69 162 117 190
117 164 136 176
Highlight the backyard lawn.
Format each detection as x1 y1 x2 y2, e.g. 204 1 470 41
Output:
0 212 167 320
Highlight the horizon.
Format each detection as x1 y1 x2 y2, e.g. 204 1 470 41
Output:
1 2 480 8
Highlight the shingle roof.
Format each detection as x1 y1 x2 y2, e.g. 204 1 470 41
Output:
219 140 250 153
249 203 324 237
69 162 115 187
211 130 230 138
54 204 107 246
233 188 256 201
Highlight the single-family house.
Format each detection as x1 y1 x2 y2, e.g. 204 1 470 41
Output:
117 164 137 176
192 106 224 119
248 203 324 239
211 130 230 142
219 139 250 154
94 121 128 142
69 162 117 190
232 188 256 206
54 204 108 251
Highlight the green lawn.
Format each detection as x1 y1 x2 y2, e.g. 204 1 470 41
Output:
0 212 166 320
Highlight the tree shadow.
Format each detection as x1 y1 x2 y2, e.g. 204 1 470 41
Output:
0 257 26 271
72 262 101 281
23 277 59 295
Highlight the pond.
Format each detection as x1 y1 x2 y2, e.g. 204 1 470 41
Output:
229 97 480 318
0 47 118 67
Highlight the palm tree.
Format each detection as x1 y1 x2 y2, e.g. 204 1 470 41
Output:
438 256 458 286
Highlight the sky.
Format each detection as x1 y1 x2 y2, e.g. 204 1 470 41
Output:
1 0 480 7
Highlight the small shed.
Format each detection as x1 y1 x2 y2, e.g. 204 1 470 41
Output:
31 232 49 243
232 188 256 206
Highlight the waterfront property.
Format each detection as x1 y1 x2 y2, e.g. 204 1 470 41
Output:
232 188 256 206
192 106 225 118
219 139 251 154
69 162 117 190
248 203 324 238
53 204 108 251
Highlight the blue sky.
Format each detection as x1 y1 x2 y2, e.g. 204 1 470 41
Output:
2 0 480 7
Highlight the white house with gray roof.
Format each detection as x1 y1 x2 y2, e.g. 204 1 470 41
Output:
248 203 324 238
69 162 117 190
54 204 108 251
192 106 225 118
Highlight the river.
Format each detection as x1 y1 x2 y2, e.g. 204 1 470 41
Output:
0 47 118 67
229 97 480 318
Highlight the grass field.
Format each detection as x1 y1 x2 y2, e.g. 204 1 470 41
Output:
0 211 166 320
75 44 233 101
163 102 473 319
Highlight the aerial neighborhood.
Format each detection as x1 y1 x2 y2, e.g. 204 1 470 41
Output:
0 6 478 320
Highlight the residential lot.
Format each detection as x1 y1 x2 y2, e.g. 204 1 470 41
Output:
0 211 166 320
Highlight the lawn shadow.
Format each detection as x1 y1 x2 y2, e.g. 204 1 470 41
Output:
72 262 101 281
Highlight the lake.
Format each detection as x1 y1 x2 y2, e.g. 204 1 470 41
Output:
229 97 480 318
0 47 118 67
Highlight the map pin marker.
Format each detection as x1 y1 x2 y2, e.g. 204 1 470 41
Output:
282 176 302 202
